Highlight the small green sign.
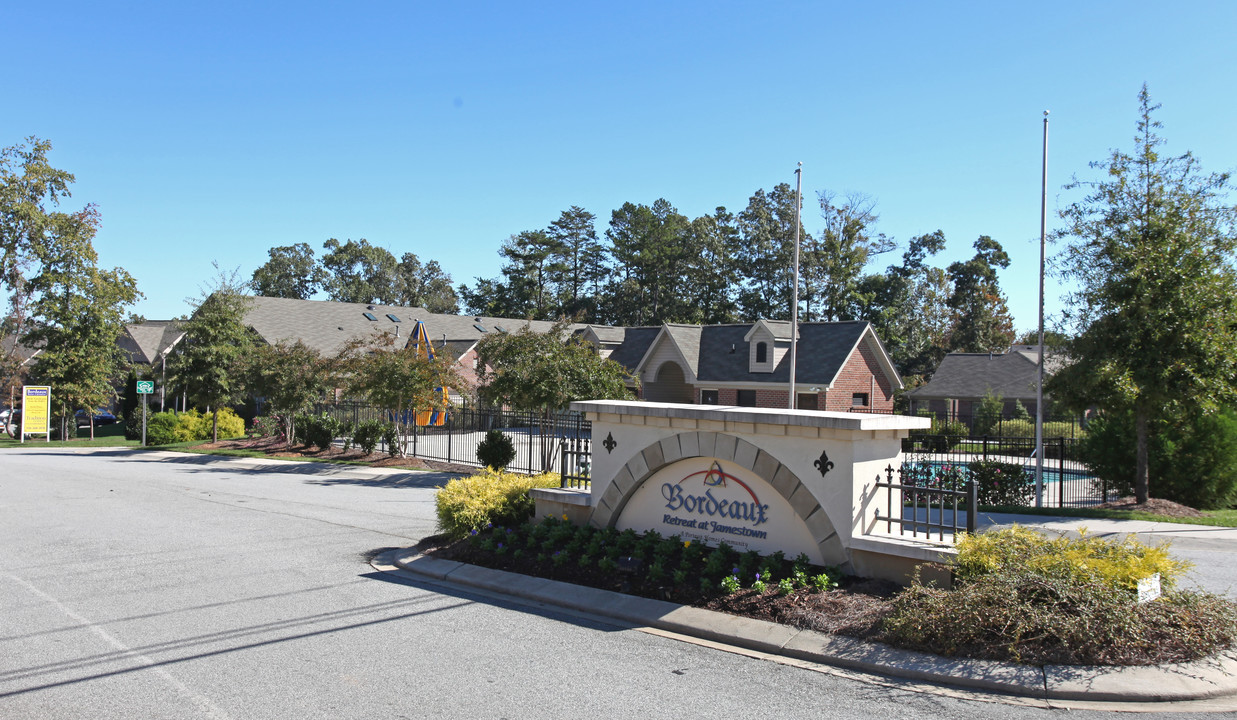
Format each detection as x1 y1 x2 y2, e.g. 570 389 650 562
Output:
136 380 154 395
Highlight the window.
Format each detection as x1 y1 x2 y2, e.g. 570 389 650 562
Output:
386 313 401 322
737 390 757 407
362 312 378 321
700 389 719 405
755 342 768 363
852 393 870 408
474 324 487 333
797 393 818 411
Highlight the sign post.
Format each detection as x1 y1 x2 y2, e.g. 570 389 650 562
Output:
20 386 51 444
136 380 154 446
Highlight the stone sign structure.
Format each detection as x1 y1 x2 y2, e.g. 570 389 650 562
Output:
536 400 952 584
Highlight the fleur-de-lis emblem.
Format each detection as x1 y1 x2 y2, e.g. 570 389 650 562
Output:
814 449 835 478
602 432 617 453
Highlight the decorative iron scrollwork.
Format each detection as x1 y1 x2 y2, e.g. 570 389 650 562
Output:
814 449 834 478
602 432 618 454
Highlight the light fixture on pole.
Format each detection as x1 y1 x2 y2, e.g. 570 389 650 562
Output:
1035 110 1049 507
788 162 803 410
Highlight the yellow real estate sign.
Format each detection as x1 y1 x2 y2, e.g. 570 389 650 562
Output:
22 385 51 440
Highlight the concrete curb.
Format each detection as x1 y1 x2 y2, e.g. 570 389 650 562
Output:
387 550 1237 704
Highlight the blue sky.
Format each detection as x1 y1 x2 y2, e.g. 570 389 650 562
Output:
8 1 1236 334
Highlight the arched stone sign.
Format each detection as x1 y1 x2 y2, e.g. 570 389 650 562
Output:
554 400 941 584
589 432 846 566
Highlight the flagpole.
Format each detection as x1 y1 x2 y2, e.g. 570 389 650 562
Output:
789 162 802 410
1035 110 1049 507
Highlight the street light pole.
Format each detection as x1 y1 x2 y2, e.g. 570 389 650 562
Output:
1035 110 1049 507
788 162 803 410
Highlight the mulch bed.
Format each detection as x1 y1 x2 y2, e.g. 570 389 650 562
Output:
419 532 902 640
1095 496 1206 518
192 436 477 475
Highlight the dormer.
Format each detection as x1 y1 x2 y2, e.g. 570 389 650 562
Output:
577 325 627 359
743 319 791 374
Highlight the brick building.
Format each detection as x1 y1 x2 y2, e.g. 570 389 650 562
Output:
130 297 902 414
579 319 901 412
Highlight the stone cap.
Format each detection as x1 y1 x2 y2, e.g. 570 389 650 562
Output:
570 400 932 432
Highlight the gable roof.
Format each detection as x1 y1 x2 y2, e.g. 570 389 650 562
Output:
610 319 901 390
906 350 1044 401
603 326 661 371
240 296 578 359
120 321 184 365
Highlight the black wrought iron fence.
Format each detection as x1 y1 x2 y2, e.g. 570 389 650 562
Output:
873 464 977 540
311 402 590 475
901 434 1110 508
559 437 591 489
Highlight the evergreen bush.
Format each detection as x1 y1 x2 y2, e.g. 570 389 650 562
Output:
353 419 385 455
145 412 181 445
476 429 517 470
1079 409 1237 509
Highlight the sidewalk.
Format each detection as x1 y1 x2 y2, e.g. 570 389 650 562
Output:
976 510 1237 541
375 544 1237 709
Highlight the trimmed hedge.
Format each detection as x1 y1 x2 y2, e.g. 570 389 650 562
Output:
435 469 560 539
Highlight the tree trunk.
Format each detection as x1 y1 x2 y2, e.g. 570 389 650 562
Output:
212 407 219 443
1135 409 1150 504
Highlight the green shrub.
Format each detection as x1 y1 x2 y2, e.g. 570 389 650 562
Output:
879 526 1232 666
966 460 1034 507
145 411 181 445
435 469 561 539
953 525 1189 592
1079 409 1237 509
353 419 385 455
124 408 145 441
251 415 281 438
881 566 1236 665
997 418 1083 439
972 391 1004 436
294 412 339 450
476 429 517 470
382 423 399 456
172 409 209 442
213 408 246 439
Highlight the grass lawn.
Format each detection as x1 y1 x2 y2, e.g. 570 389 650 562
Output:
983 504 1237 528
0 423 139 449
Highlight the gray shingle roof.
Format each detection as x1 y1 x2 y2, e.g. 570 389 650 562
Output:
906 351 1043 401
695 321 871 384
120 321 184 365
604 327 661 370
604 320 892 388
662 324 704 377
241 296 576 358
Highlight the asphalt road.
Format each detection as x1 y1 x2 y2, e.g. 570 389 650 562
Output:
1 448 1233 719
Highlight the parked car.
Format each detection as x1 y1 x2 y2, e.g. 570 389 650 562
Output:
4 409 21 438
75 409 119 428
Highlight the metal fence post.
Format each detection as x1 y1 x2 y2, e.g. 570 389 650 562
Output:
966 480 977 534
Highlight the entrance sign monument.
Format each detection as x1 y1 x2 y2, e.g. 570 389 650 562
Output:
538 401 952 584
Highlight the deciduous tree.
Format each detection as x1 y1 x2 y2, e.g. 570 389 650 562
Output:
320 238 398 304
171 266 254 442
394 252 459 313
246 339 333 444
340 330 461 456
251 243 325 299
476 321 635 470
